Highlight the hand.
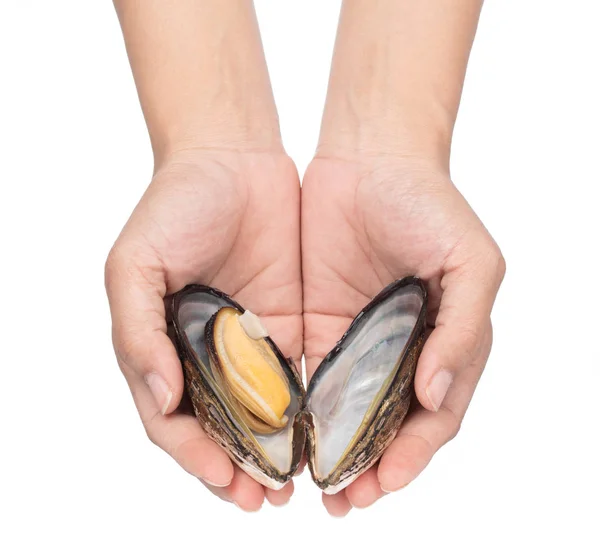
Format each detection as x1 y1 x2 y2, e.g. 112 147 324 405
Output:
302 155 505 515
105 149 302 511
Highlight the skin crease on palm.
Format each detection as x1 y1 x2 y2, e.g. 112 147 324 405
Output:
107 0 505 516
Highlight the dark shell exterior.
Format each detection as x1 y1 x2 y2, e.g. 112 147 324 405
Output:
305 276 428 494
171 285 305 490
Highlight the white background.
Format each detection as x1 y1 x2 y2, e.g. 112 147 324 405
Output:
1 1 599 553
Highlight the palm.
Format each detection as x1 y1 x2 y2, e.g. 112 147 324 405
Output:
302 157 499 513
302 157 462 374
125 150 303 360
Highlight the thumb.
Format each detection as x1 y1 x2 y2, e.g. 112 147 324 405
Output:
415 250 505 412
105 244 183 416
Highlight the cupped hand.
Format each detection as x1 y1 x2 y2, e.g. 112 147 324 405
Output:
105 149 302 511
302 156 505 516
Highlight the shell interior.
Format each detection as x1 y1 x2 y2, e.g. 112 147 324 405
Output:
177 290 302 474
306 283 424 479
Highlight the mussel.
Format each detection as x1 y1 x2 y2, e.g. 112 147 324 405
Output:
171 277 427 493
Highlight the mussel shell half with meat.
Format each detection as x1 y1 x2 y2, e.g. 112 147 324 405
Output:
171 286 305 490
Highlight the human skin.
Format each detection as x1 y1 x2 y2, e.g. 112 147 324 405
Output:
107 0 505 516
106 0 302 511
302 0 505 516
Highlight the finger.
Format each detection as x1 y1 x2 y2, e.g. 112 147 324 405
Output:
105 245 184 415
345 467 387 509
265 480 294 507
128 377 235 487
200 479 232 503
415 247 505 412
226 466 265 512
378 407 457 493
379 325 493 493
322 490 352 518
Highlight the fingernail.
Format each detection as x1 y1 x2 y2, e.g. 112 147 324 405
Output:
348 489 389 508
270 499 290 508
348 500 372 510
233 501 262 513
203 478 231 488
144 373 172 415
381 480 410 494
199 477 232 490
426 370 453 412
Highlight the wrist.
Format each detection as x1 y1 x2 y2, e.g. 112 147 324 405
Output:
316 104 453 169
152 113 284 168
152 139 292 180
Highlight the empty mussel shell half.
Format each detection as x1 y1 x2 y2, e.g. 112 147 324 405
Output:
171 277 427 494
305 277 427 494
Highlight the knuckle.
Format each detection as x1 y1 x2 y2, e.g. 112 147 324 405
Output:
104 245 124 290
113 331 147 371
486 322 494 349
448 417 462 441
493 246 507 283
140 410 164 448
479 322 494 364
457 323 481 360
447 421 461 442
170 437 189 462
442 408 462 442
144 424 160 447
482 240 506 284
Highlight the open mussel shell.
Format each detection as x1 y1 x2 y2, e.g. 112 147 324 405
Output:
171 277 427 494
305 277 427 494
171 286 305 490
